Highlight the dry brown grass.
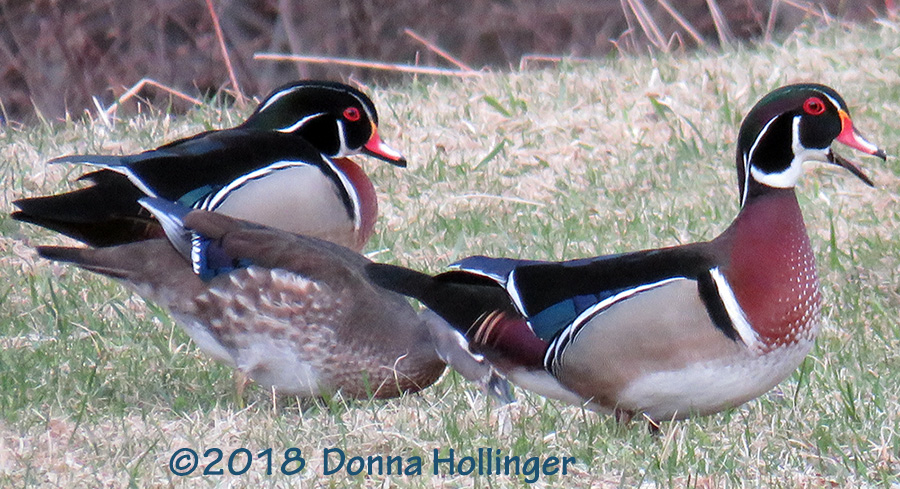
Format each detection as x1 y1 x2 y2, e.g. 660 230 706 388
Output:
0 0 890 123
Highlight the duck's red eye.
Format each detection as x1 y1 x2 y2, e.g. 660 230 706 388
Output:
803 97 826 115
343 107 361 121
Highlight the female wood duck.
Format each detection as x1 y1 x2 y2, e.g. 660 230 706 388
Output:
36 197 506 400
12 81 405 252
367 84 886 423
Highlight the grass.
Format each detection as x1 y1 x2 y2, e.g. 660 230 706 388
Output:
2 21 900 488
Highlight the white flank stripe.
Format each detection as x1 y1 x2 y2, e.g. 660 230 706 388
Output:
709 267 760 349
322 154 362 230
203 160 312 211
277 112 325 133
544 277 684 370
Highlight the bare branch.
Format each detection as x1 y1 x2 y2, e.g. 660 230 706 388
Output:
706 0 736 46
104 78 203 119
403 28 475 71
205 0 245 107
254 53 484 77
656 0 706 46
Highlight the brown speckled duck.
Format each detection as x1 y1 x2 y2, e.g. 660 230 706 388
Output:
37 198 504 400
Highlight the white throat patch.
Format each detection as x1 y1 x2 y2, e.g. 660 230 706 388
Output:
748 115 830 193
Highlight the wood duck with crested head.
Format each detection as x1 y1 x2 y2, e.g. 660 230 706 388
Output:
367 83 887 423
13 80 405 252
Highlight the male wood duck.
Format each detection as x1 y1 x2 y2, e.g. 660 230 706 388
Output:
367 84 886 423
36 197 507 400
12 80 405 252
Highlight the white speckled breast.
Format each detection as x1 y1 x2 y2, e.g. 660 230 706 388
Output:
724 189 822 352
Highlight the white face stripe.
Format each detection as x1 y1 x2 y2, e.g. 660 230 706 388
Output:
359 103 377 125
742 115 775 207
543 277 684 371
337 88 377 125
257 86 302 113
749 116 804 188
708 267 761 350
748 114 830 191
745 115 778 177
258 84 378 126
276 112 324 133
820 92 843 112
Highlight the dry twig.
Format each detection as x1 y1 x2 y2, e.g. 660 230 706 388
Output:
518 54 592 71
617 0 640 53
205 0 246 107
101 78 203 119
403 28 475 71
765 0 781 42
705 0 736 45
656 0 706 46
254 53 483 77
625 0 668 51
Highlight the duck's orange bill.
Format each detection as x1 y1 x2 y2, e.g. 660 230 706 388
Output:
363 129 407 167
829 110 886 187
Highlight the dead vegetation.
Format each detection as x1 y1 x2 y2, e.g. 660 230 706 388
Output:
0 0 890 124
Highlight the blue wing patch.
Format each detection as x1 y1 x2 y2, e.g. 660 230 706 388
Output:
452 254 634 341
191 235 253 282
139 197 254 281
527 288 630 341
177 185 218 208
